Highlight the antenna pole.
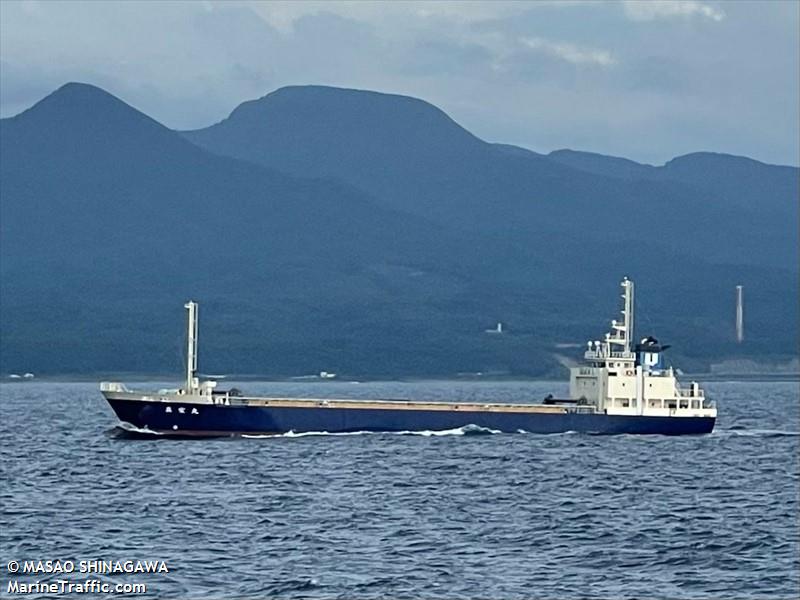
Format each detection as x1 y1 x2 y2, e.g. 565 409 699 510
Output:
627 279 634 353
621 278 634 354
185 301 198 393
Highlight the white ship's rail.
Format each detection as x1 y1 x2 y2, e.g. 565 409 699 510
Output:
223 395 575 414
100 382 129 393
675 388 706 400
584 350 635 360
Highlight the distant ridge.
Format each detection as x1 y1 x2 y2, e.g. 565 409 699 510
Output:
548 149 657 179
15 82 146 122
221 84 485 148
549 148 798 212
185 84 798 269
7 82 190 154
1 82 797 377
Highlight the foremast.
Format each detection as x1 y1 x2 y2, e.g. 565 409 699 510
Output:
185 301 199 394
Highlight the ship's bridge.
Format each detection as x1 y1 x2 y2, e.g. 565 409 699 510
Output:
568 278 716 419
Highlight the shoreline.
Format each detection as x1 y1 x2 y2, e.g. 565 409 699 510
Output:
2 373 798 384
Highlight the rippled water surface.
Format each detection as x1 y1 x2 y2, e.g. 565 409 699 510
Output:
1 380 798 599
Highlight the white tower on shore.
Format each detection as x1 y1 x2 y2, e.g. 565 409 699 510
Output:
735 285 744 343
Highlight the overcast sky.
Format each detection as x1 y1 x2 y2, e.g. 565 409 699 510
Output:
1 0 797 165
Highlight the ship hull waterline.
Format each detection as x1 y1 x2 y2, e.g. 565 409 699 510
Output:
106 398 716 437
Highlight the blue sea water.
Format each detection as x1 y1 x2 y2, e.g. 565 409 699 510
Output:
1 380 798 599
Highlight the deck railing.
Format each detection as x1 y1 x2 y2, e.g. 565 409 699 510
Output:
584 350 635 360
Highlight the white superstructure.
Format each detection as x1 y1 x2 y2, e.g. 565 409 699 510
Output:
569 278 716 418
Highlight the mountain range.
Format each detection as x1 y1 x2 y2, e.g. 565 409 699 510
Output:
1 82 797 377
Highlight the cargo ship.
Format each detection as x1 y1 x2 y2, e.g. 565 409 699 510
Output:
101 278 716 436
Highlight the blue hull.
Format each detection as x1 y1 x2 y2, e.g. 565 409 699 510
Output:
107 399 715 436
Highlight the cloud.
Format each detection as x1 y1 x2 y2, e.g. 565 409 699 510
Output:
0 0 795 165
520 37 616 67
622 1 725 22
248 1 529 32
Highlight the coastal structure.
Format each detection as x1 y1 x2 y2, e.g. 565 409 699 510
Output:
485 322 504 334
101 279 716 436
736 285 744 343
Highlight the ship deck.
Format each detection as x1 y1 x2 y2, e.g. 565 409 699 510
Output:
227 396 570 414
103 386 574 414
